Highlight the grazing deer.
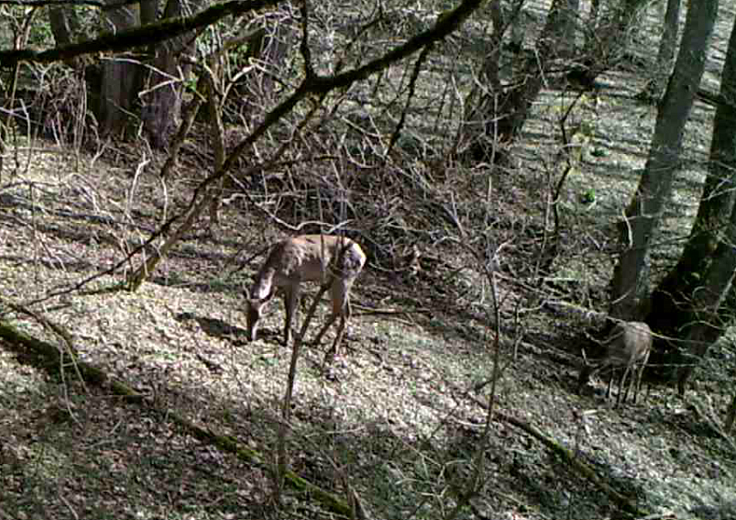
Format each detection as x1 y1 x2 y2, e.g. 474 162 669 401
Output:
578 321 653 406
245 234 366 356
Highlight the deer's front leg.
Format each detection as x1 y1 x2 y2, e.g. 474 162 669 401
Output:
282 284 300 345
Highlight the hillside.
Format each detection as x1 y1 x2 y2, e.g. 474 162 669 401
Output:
2 1 736 519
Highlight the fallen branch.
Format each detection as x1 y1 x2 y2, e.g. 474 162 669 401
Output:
0 315 352 517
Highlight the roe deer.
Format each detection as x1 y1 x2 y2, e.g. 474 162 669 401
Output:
246 234 366 356
577 321 652 406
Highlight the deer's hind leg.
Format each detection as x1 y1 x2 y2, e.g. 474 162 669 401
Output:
633 349 651 404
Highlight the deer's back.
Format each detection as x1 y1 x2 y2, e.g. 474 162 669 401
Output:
269 235 365 285
603 321 652 366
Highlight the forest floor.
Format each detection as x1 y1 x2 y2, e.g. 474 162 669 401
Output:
2 84 736 520
3 6 736 520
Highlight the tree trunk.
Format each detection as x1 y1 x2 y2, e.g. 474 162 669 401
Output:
586 0 600 42
725 393 736 434
579 0 649 84
98 1 143 138
639 0 681 101
559 0 579 62
140 0 196 149
458 0 508 159
49 0 196 146
609 0 718 321
203 63 227 225
648 5 736 391
465 0 574 163
48 5 81 55
231 17 291 128
674 234 736 395
465 0 648 164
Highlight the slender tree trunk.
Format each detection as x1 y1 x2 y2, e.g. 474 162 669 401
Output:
48 5 81 52
639 0 681 101
47 5 89 143
1 8 37 175
204 63 227 225
610 0 718 321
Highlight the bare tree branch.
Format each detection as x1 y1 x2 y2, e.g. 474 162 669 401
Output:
0 0 283 67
